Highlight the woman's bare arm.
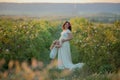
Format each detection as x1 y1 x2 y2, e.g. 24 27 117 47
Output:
55 44 62 48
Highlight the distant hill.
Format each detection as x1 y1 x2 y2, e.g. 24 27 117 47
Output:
0 3 120 17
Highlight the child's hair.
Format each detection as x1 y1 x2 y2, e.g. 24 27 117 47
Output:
55 40 60 45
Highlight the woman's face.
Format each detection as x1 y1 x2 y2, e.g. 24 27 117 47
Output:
64 23 69 30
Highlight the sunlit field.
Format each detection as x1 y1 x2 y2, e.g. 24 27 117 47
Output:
0 16 120 80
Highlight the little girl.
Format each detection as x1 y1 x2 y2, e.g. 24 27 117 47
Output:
49 40 62 59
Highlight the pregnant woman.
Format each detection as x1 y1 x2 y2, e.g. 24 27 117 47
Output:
57 21 84 70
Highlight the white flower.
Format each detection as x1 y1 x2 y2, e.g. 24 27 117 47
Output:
6 49 9 52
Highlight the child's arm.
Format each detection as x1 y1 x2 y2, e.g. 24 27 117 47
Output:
50 43 55 50
50 40 56 50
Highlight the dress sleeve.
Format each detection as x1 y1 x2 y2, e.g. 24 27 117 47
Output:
67 29 71 33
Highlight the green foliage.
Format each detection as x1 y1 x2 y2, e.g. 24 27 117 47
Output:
0 17 120 74
0 18 61 64
70 18 120 73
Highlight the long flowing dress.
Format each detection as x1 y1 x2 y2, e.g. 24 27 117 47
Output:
58 29 84 70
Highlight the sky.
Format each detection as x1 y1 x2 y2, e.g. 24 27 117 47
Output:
0 0 120 3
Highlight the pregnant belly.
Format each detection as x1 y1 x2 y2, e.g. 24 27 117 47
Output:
59 36 70 46
62 41 70 47
59 36 68 41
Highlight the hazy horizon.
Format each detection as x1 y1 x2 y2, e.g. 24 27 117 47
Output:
0 3 120 17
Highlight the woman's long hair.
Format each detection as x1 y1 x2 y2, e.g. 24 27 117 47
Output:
62 21 72 31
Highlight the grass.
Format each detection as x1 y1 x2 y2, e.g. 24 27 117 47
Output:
0 58 120 80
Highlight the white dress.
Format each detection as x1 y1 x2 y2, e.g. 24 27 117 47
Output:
50 47 58 59
58 29 84 70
